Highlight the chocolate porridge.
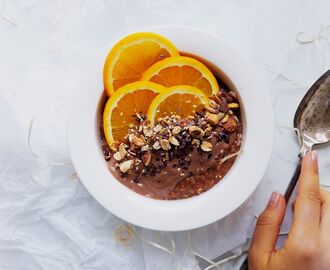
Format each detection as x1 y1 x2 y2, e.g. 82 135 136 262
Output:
100 76 243 200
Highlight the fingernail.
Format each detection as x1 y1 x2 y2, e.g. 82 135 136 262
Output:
268 191 280 207
311 150 318 161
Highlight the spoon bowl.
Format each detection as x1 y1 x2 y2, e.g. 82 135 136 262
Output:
294 69 330 153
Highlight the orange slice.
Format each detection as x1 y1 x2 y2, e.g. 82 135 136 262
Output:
142 56 218 96
103 81 167 145
103 32 179 96
147 85 209 126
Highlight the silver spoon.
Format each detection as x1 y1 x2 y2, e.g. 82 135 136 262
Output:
240 69 330 270
284 69 330 201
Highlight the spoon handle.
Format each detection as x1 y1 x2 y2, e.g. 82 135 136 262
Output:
284 158 302 203
239 258 248 270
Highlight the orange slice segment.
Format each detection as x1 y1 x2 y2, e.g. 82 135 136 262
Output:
103 81 167 145
142 56 218 96
147 85 209 126
103 32 179 96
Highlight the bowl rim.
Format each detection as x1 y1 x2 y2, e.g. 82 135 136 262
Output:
67 25 274 231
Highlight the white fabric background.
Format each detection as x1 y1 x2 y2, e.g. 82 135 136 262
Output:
1 0 330 269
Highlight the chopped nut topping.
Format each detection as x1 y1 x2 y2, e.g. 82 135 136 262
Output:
127 150 137 156
113 151 123 161
189 126 205 138
172 126 181 135
207 107 218 114
221 114 229 123
192 139 200 147
154 124 162 133
209 100 218 109
218 112 225 119
169 136 180 146
228 103 239 109
143 128 153 137
142 152 152 166
204 127 212 136
119 143 127 157
132 136 145 147
128 134 135 143
119 160 133 173
206 112 224 125
161 128 169 134
229 91 237 99
223 117 238 132
153 141 161 150
160 139 171 151
141 145 149 152
201 141 213 152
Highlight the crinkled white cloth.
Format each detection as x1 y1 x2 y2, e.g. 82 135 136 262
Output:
1 0 330 269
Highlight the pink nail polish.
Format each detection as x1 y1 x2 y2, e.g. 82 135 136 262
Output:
311 150 318 161
269 191 280 207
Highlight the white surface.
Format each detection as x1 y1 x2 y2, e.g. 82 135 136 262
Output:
68 25 274 231
1 0 330 269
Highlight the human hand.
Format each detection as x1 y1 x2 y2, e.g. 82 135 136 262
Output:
248 151 330 270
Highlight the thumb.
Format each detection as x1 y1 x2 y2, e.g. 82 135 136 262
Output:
249 192 286 262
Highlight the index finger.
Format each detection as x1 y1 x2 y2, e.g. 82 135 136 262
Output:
290 151 321 238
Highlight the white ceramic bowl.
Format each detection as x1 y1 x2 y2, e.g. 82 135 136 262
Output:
68 25 274 231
